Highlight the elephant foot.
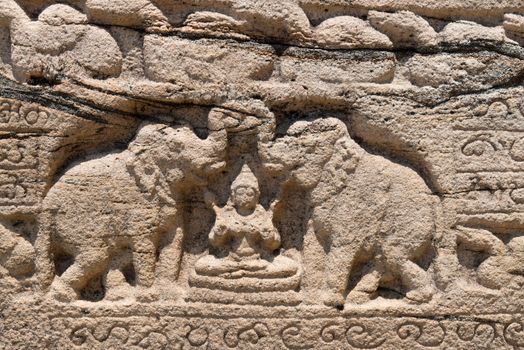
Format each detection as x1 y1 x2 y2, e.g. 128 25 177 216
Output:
105 284 133 301
48 279 76 302
155 279 182 302
405 286 433 304
322 290 345 308
135 287 159 303
347 290 375 305
105 269 134 301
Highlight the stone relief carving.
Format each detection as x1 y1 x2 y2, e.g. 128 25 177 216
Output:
478 235 524 290
260 118 437 307
189 162 302 304
1 0 524 348
36 111 227 302
1 1 122 82
454 225 524 292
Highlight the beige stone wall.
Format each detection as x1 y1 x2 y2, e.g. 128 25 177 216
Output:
1 1 524 349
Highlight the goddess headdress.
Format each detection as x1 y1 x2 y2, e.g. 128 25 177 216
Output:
231 164 259 193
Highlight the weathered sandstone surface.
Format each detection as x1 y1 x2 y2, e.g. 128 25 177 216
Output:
1 1 524 349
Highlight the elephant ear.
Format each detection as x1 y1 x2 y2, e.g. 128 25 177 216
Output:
126 123 175 206
318 136 362 196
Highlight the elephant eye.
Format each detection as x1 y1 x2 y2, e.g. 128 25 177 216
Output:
158 126 169 135
144 166 155 176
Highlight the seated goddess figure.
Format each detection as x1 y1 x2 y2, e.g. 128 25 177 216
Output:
191 164 300 292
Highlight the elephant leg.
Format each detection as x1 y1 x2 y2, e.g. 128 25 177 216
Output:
132 235 160 302
156 226 184 282
347 268 382 304
392 258 434 303
132 235 157 293
51 247 110 302
323 244 358 307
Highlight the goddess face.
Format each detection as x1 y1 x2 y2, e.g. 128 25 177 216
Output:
232 185 259 210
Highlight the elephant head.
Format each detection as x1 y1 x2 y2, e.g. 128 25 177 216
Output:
127 109 227 204
259 117 361 190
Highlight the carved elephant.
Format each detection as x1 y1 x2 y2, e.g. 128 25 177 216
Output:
36 111 227 301
0 1 122 82
259 118 438 307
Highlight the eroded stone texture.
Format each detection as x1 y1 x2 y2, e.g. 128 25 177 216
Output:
1 1 524 349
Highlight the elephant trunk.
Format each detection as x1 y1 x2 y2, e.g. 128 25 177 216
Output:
190 108 228 173
203 128 227 171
